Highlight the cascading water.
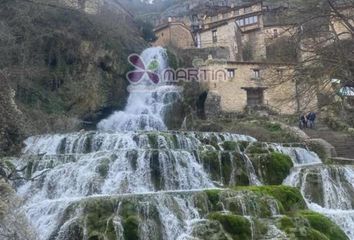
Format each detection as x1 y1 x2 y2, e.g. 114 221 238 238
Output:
283 153 354 239
97 47 182 132
11 47 353 240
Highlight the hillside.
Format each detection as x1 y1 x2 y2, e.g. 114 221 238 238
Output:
0 0 147 156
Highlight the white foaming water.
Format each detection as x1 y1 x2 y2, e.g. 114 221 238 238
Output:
271 144 322 166
284 156 354 239
13 46 353 240
97 47 182 132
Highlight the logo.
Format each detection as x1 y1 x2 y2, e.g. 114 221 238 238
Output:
126 53 230 85
126 54 160 84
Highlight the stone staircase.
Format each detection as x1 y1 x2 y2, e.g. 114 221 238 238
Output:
304 122 354 159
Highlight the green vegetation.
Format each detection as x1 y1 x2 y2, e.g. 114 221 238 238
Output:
278 211 349 240
205 189 221 210
201 117 300 143
123 216 140 240
208 213 251 240
222 141 238 151
234 186 306 213
200 150 220 181
147 133 159 149
300 211 349 240
247 142 269 154
84 200 117 240
258 152 294 185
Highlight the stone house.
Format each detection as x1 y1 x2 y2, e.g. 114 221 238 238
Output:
199 60 318 115
196 20 243 61
151 1 319 115
195 1 297 62
153 20 195 49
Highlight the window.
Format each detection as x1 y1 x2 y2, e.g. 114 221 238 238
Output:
245 88 264 106
212 30 217 43
236 16 258 27
253 69 260 79
227 69 235 79
273 29 279 38
236 19 244 26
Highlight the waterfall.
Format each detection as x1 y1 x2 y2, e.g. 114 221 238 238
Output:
97 47 182 132
284 155 354 239
10 47 353 240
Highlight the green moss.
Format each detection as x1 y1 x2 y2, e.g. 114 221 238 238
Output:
123 215 140 240
264 122 282 132
119 201 138 219
205 189 221 210
200 151 220 181
210 135 221 150
234 186 306 213
300 211 349 240
96 158 110 178
279 216 295 229
259 152 294 185
238 141 249 152
278 212 345 240
208 213 251 240
222 141 238 151
149 150 162 190
221 152 233 184
147 133 159 149
247 143 269 154
306 229 330 240
84 200 117 240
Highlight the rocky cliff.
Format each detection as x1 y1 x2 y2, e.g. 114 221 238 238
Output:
0 0 147 156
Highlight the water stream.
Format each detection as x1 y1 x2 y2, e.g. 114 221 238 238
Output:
12 47 354 240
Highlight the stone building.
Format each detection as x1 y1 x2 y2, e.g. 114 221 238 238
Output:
153 20 195 49
200 60 318 116
197 20 243 61
151 0 319 115
199 1 297 61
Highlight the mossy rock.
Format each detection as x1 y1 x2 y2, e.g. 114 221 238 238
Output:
222 141 238 151
238 141 249 152
123 215 140 240
147 133 159 149
205 189 221 211
149 150 163 190
234 186 306 213
278 211 348 240
246 142 269 154
83 200 117 240
256 152 294 185
208 213 252 240
300 211 349 240
200 151 220 181
96 158 110 178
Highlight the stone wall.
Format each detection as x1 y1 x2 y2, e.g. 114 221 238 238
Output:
202 61 318 115
154 22 195 49
199 21 242 61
